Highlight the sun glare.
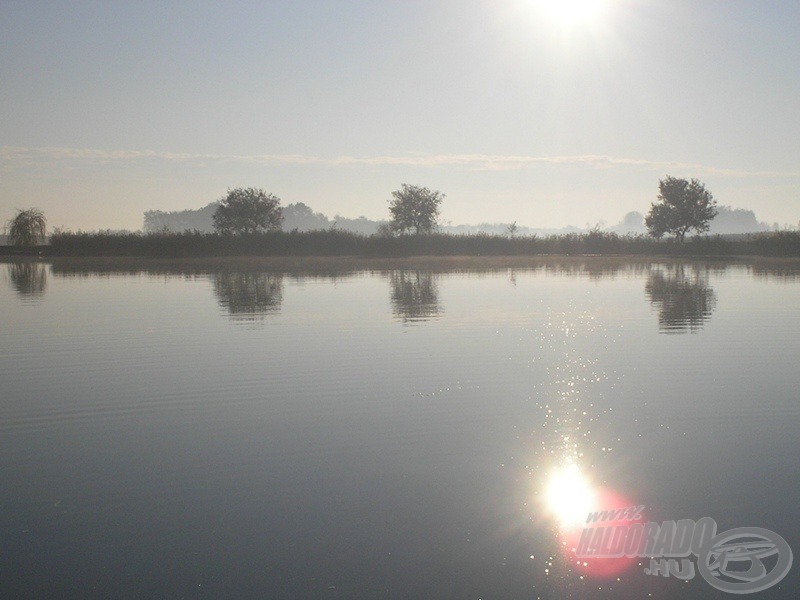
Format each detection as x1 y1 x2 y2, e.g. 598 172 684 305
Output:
535 0 608 26
544 462 596 527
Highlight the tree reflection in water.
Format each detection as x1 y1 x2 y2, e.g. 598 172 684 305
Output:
7 261 47 299
645 265 717 333
213 271 283 322
389 270 441 323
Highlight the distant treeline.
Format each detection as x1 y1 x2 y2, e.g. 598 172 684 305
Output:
144 202 383 235
44 229 800 258
143 202 777 236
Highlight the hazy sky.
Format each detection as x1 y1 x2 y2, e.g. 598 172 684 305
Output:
2 1 798 231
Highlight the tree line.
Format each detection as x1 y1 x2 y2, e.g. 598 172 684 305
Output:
178 177 721 241
5 178 800 257
206 184 446 238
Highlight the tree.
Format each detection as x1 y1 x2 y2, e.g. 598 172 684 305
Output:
8 208 47 246
212 188 283 234
645 177 717 242
388 184 444 235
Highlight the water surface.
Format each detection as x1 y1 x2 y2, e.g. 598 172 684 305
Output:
1 257 798 598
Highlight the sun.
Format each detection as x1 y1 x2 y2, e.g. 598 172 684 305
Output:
543 462 596 527
534 0 609 27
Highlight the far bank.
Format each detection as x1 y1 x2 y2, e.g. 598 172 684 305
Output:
3 229 800 260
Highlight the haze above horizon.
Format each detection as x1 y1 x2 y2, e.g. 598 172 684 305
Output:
1 1 798 231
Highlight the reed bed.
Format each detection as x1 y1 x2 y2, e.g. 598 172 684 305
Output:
41 229 800 258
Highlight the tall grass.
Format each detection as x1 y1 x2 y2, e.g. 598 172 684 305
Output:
45 229 800 258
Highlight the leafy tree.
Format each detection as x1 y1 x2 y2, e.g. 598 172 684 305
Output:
8 208 47 246
645 177 717 242
388 184 444 235
212 188 283 234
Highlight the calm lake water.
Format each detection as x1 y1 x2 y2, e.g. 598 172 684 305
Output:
1 257 798 599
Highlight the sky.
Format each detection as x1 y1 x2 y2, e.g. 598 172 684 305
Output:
1 0 799 232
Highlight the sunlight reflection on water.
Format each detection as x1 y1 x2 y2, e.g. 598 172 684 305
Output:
1 257 799 598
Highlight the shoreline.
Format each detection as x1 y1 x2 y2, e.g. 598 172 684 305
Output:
4 254 800 272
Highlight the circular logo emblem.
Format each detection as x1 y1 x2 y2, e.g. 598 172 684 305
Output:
698 527 793 594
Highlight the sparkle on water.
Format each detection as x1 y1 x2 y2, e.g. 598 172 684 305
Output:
544 461 596 527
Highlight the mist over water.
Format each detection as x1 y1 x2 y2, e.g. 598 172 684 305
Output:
1 258 798 598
